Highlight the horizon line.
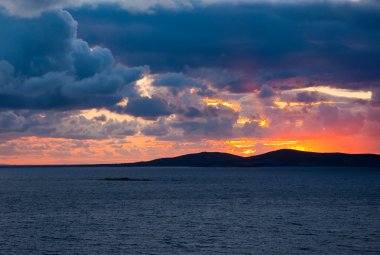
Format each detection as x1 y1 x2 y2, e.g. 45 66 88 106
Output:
2 149 380 167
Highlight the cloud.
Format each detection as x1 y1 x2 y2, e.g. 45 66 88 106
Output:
0 111 25 132
3 2 378 93
0 10 147 112
72 41 114 78
317 104 365 135
0 11 80 76
295 91 324 103
92 114 107 122
0 0 192 17
152 72 207 95
0 0 380 160
371 88 380 104
258 85 276 98
1 1 378 17
68 1 380 92
116 96 173 120
153 73 203 88
0 8 251 141
171 106 239 139
141 118 169 136
0 110 139 140
185 68 253 93
62 66 143 97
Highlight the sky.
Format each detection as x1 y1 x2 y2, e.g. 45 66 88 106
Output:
0 0 380 164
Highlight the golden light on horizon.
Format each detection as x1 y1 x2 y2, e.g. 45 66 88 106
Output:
258 119 269 128
274 100 335 109
263 140 299 146
236 117 252 125
242 149 256 155
235 117 270 127
2 0 380 168
289 145 307 151
204 98 241 112
224 138 311 156
2 134 378 165
263 139 312 152
225 140 256 148
224 139 257 155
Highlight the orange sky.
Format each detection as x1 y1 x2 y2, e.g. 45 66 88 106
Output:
1 85 379 165
0 1 380 165
1 132 378 165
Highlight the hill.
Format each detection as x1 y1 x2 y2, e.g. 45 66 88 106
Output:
2 149 379 167
121 149 380 167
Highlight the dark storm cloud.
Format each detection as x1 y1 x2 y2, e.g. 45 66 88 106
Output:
258 85 276 98
0 66 142 110
0 111 25 132
371 88 380 104
0 110 138 140
184 67 253 93
141 118 169 136
71 43 114 79
0 8 213 122
153 73 203 89
70 1 380 91
1 1 379 144
295 91 324 103
0 10 76 76
115 96 173 120
153 72 208 95
171 106 239 139
0 0 76 16
0 10 149 112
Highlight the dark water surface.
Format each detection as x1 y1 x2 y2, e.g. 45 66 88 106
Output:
0 167 379 254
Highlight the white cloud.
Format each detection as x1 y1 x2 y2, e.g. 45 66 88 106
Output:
0 0 373 17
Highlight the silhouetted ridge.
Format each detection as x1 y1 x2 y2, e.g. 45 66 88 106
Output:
246 149 380 167
121 149 380 167
2 149 379 167
126 152 243 167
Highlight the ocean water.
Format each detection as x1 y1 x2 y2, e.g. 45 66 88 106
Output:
0 167 379 255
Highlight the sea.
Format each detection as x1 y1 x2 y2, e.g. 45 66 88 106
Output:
0 166 379 254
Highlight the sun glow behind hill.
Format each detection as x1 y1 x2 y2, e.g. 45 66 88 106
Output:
0 0 379 165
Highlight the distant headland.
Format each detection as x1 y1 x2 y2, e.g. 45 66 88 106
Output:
2 149 380 168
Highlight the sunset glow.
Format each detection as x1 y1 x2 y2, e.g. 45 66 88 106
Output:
2 3 380 255
273 100 335 109
0 0 379 164
258 119 270 128
236 117 252 125
204 98 241 112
